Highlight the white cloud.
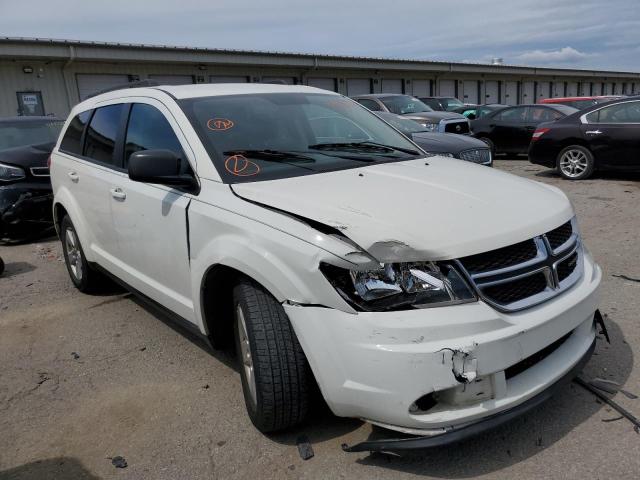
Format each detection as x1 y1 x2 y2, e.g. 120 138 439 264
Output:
515 47 592 64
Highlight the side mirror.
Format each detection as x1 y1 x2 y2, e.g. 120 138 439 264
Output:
128 149 197 190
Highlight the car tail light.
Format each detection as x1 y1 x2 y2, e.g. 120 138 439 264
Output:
531 128 550 141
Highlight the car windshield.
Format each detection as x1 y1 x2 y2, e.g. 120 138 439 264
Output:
441 97 464 111
180 93 422 183
379 95 433 115
376 113 429 134
0 120 63 151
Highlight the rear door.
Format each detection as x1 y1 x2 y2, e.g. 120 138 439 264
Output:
581 100 640 169
109 100 196 321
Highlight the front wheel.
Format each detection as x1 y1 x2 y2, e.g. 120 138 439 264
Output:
557 145 595 180
60 215 104 292
233 278 312 432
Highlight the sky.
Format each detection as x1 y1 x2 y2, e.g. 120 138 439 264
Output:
1 0 639 71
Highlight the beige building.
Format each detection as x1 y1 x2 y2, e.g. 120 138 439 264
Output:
1 37 639 117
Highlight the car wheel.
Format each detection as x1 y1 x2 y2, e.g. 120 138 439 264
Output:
557 145 595 180
233 278 311 432
478 137 496 156
60 215 103 292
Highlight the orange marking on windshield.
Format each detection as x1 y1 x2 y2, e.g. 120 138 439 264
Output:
225 155 260 177
207 118 234 131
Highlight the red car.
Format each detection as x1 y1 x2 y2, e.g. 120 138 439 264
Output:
539 96 622 110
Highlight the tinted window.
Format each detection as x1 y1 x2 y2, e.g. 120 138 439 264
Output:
527 107 563 122
84 104 124 166
494 107 526 121
379 96 433 115
59 111 91 155
593 101 640 123
420 98 442 110
356 99 382 111
125 104 186 168
0 119 63 151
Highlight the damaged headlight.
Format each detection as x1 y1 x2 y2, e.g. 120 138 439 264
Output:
0 162 26 182
321 262 476 311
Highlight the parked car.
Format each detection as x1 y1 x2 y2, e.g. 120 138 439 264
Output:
418 96 467 112
351 94 470 134
529 96 640 180
472 104 578 155
455 104 509 121
51 84 601 451
539 96 623 110
375 112 492 165
0 116 63 240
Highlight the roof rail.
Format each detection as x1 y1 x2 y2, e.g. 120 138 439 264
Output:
87 79 161 98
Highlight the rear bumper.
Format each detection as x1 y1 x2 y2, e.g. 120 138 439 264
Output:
342 336 595 452
0 184 53 239
528 141 559 168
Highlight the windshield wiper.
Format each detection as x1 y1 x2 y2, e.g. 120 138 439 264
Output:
308 141 420 155
223 149 316 163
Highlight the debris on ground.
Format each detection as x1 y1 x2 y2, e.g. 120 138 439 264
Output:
34 244 62 262
71 352 80 360
589 378 638 399
612 274 640 283
296 435 314 460
574 377 640 432
217 440 226 447
202 384 210 390
110 456 128 469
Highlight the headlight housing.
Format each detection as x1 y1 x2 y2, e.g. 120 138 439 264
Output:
321 262 476 311
418 122 439 131
0 162 26 182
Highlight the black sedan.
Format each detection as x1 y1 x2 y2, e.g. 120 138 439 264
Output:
0 116 63 240
529 96 640 180
375 112 492 165
472 104 578 155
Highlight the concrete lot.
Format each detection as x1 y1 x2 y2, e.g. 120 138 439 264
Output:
1 159 639 479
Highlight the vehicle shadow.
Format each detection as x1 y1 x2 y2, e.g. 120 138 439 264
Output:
534 169 640 182
349 316 633 477
0 261 36 278
0 229 57 246
0 457 100 480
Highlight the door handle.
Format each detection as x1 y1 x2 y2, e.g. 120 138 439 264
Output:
110 187 126 200
67 171 79 182
586 130 603 135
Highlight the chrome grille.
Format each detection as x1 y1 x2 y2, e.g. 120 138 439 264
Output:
456 217 582 312
458 148 491 165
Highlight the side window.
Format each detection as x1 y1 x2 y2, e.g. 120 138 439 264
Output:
596 102 640 123
356 99 382 111
59 110 92 155
527 107 559 122
84 104 125 166
124 103 188 171
585 110 600 123
495 107 526 122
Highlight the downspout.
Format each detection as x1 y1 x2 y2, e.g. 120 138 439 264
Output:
62 45 76 113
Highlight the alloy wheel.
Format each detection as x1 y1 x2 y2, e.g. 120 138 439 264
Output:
236 304 257 407
65 227 83 282
559 149 589 178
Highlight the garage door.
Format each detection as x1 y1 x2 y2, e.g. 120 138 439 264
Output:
262 76 296 85
412 79 431 97
566 82 578 97
347 79 371 96
210 76 249 83
381 79 403 94
438 80 456 97
580 82 592 96
603 82 613 95
307 77 337 91
537 82 551 100
76 74 130 101
552 82 565 98
505 81 518 105
484 81 499 104
149 75 194 85
522 82 535 104
462 81 478 104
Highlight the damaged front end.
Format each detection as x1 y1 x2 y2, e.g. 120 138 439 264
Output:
0 184 54 241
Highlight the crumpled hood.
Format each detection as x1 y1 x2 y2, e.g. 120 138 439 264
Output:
233 157 573 262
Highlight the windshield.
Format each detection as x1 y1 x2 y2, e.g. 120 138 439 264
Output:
441 98 464 111
376 113 429 134
563 99 597 110
180 93 422 183
0 120 63 151
379 96 433 115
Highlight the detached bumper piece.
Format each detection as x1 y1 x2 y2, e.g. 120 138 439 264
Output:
342 337 596 453
0 185 53 239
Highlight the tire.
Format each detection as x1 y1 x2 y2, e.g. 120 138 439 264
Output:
0 256 4 276
478 136 496 156
60 215 104 292
233 278 311 432
557 145 595 180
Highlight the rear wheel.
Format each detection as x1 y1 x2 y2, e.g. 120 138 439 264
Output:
478 136 495 156
60 215 104 292
233 278 311 432
557 145 595 180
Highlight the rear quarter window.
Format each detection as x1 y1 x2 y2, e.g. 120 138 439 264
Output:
59 111 92 155
83 104 126 167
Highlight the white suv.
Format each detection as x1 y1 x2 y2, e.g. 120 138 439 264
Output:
50 84 601 451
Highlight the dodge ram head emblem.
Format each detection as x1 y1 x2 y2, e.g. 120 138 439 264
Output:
455 124 462 132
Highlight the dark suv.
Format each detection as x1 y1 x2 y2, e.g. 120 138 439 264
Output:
352 94 470 134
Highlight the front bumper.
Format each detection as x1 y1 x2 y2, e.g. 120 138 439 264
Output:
0 183 53 239
285 251 600 435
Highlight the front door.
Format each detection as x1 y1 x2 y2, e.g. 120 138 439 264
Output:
110 100 197 322
489 106 528 152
